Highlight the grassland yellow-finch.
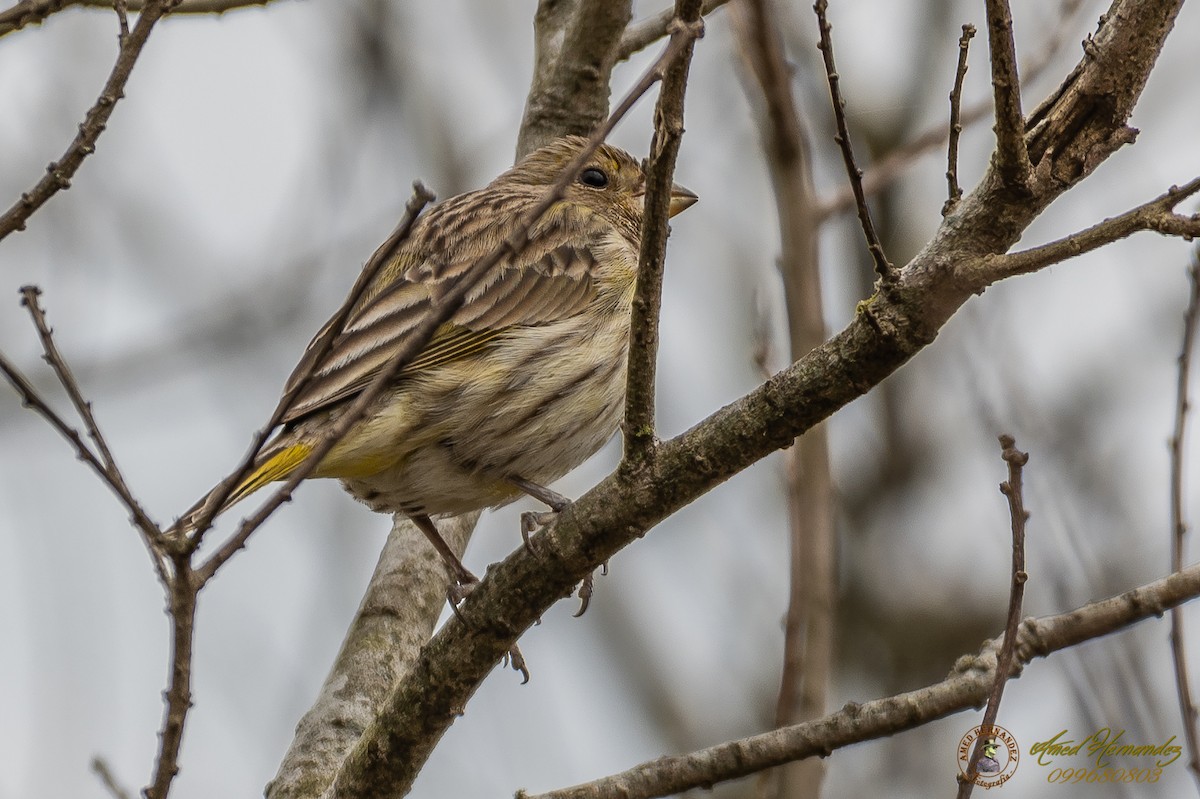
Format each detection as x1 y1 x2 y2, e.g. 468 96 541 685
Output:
181 136 696 587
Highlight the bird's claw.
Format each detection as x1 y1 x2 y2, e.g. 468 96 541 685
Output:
520 509 558 555
504 644 530 684
573 561 608 617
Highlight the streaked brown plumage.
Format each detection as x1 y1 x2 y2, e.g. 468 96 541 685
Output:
185 135 696 583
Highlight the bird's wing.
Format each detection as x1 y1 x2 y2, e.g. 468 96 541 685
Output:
277 228 602 425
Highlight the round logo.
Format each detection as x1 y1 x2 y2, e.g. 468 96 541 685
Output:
958 724 1019 788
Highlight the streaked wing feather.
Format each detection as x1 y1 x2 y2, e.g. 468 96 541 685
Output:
279 236 600 425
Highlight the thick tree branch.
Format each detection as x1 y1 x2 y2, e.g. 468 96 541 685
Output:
516 0 632 158
519 560 1200 799
266 513 479 799
0 0 178 240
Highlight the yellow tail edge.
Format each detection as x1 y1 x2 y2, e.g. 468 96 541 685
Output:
224 443 314 511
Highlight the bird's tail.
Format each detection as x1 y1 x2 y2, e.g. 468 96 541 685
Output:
174 443 315 534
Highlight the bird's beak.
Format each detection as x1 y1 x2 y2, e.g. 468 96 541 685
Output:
669 183 699 217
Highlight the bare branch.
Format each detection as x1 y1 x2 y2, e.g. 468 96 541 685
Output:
0 0 276 36
622 7 705 465
812 0 894 281
266 512 479 799
1170 253 1200 786
521 557 1200 799
147 565 196 799
956 435 1029 797
516 0 632 158
616 0 728 62
983 0 1032 189
0 300 167 580
963 177 1200 285
944 24 977 217
819 0 1089 221
0 0 178 240
730 0 833 795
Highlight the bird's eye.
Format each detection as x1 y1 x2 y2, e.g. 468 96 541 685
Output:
579 167 609 188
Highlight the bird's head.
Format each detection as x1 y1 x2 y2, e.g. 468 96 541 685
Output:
498 135 697 240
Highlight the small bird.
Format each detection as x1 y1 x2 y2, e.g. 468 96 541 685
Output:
182 136 697 589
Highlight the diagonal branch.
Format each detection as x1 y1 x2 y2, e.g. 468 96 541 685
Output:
962 177 1200 285
520 559 1200 799
0 0 179 241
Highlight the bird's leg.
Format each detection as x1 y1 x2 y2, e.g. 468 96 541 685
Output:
409 512 479 605
407 518 529 681
507 476 600 615
508 476 571 551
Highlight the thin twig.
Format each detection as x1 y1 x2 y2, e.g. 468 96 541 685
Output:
0 0 178 241
965 177 1200 284
146 563 197 799
616 0 728 62
812 0 894 281
91 756 134 799
0 308 167 581
1169 252 1200 787
944 24 977 217
983 0 1032 189
0 0 272 35
956 435 1029 797
180 184 436 545
21 288 126 498
622 6 705 465
520 555 1200 799
818 0 1088 221
113 0 128 42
